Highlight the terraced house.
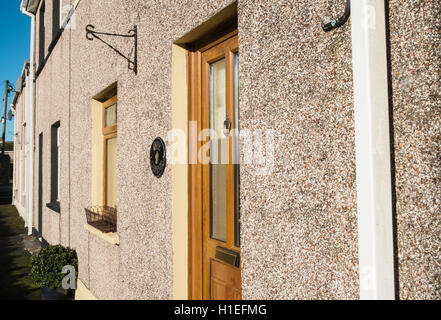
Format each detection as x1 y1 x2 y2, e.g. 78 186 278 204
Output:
11 0 441 300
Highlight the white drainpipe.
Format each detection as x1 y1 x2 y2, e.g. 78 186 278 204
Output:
21 4 36 236
11 105 16 207
351 0 395 299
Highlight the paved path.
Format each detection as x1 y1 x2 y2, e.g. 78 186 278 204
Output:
0 184 12 205
0 205 41 300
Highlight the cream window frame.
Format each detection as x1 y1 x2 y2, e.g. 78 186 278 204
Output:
102 95 118 208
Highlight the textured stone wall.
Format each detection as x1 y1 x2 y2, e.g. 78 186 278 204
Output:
33 0 70 246
239 0 358 299
13 90 26 212
33 0 359 300
30 0 441 300
389 0 441 300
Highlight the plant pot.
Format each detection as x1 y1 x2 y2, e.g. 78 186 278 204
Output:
41 287 75 300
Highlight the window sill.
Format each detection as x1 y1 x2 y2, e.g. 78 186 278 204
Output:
46 202 60 213
84 224 120 246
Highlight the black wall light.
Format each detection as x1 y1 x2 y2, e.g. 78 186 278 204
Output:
85 24 138 74
150 137 166 178
322 0 351 32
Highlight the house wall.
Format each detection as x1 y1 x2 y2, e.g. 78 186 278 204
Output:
239 1 360 299
31 0 358 300
13 90 27 218
389 0 441 300
28 0 441 300
33 0 70 246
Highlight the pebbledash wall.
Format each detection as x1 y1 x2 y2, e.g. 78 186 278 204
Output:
12 64 28 221
388 0 441 299
18 0 440 300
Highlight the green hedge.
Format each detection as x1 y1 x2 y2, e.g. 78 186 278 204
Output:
29 245 78 289
0 142 14 152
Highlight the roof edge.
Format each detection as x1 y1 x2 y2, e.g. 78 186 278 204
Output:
21 0 41 15
12 60 30 108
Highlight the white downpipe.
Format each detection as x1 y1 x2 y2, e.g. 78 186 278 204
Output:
351 0 395 299
21 6 35 236
12 106 16 207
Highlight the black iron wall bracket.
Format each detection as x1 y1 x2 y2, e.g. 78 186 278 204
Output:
322 0 351 32
85 24 138 74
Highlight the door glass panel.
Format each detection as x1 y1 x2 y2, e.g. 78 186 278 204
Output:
105 103 117 128
209 58 227 242
106 137 118 208
233 53 240 247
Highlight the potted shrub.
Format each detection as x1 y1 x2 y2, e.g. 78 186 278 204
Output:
29 245 78 300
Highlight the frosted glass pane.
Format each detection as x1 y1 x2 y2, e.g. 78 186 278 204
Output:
210 58 227 242
233 52 240 247
105 103 117 128
106 137 118 208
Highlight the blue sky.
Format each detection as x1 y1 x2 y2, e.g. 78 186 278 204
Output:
0 0 30 141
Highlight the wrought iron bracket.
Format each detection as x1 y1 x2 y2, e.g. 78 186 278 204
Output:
322 0 351 32
85 24 138 74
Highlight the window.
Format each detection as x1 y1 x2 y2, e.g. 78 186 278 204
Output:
233 52 240 247
48 122 60 212
103 96 118 208
85 93 118 235
52 0 60 40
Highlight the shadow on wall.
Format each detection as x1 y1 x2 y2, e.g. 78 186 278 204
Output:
384 0 400 300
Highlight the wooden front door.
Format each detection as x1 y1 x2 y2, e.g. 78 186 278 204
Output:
189 33 241 300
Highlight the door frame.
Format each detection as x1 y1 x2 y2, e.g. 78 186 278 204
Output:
187 30 238 300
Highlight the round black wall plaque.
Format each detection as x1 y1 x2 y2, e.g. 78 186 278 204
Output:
150 137 166 178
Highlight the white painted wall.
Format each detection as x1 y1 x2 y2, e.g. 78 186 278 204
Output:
21 3 36 235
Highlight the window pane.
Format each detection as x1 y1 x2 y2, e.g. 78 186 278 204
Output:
209 58 227 242
51 124 60 203
106 137 118 208
105 103 117 128
233 53 240 247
